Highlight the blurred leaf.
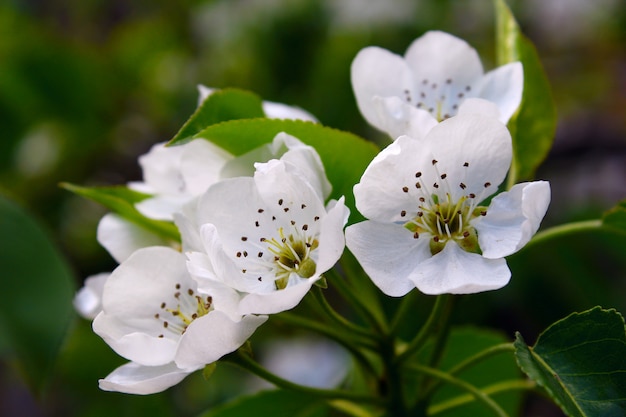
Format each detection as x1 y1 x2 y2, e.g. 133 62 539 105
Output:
181 118 379 222
196 389 327 417
171 89 265 145
0 194 75 394
602 200 626 233
60 183 180 241
495 0 557 183
515 307 626 417
414 327 523 417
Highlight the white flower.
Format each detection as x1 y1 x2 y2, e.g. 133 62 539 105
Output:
129 139 233 221
198 85 318 122
345 114 550 296
93 246 266 394
351 31 523 139
182 144 349 316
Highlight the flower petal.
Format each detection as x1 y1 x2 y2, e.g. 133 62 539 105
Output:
94 247 193 365
351 46 415 132
476 62 523 124
175 312 267 370
409 243 511 295
345 221 429 297
238 279 316 315
371 96 438 140
179 139 233 196
404 31 483 90
99 361 190 395
74 272 109 320
97 213 169 263
424 114 512 201
93 313 179 366
261 101 318 122
353 136 429 223
474 181 551 258
315 197 350 274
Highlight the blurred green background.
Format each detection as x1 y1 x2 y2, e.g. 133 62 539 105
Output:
1 0 625 416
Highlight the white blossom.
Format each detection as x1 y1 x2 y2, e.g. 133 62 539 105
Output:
351 31 523 139
93 246 266 394
181 137 349 315
345 114 550 296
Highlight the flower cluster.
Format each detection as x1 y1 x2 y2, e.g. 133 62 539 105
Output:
75 31 550 395
75 88 346 394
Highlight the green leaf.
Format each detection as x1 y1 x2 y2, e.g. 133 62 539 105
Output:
495 0 557 183
196 389 327 417
514 306 626 417
602 200 626 233
171 88 265 145
176 118 379 221
414 327 523 417
60 183 180 242
0 194 75 394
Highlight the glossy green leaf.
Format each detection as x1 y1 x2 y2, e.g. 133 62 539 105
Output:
196 389 327 417
0 194 75 394
495 0 557 183
60 183 180 241
175 118 379 221
413 327 523 417
515 307 626 417
171 88 265 145
602 200 626 233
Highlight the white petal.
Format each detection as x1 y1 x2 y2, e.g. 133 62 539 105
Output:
404 31 483 90
238 279 316 315
99 361 190 395
353 136 429 222
175 312 267 370
351 46 415 132
134 194 190 221
94 247 192 365
409 243 511 295
73 272 109 320
254 158 327 213
197 84 214 105
477 62 524 124
457 97 501 120
136 142 186 196
97 213 169 263
474 181 551 258
262 101 318 122
93 313 179 366
345 221 429 297
424 114 512 201
315 197 350 274
274 133 332 200
371 96 438 140
179 139 233 196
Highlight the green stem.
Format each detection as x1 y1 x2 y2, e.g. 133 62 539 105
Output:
389 290 418 335
408 364 511 417
225 349 386 406
448 343 515 376
381 337 408 417
273 312 380 377
327 266 388 335
427 379 535 415
523 219 602 249
421 343 515 400
311 286 375 340
396 295 452 364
